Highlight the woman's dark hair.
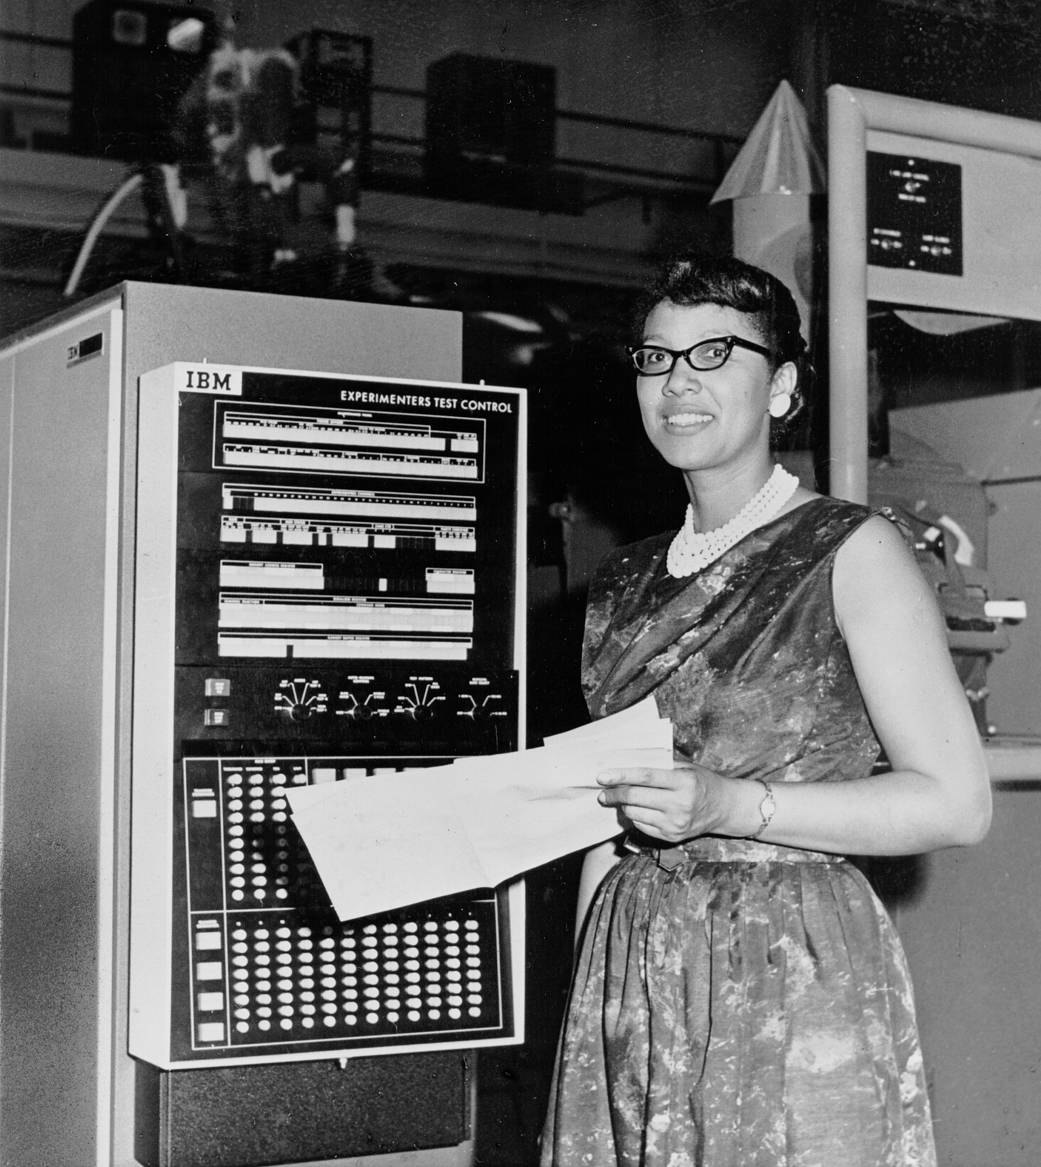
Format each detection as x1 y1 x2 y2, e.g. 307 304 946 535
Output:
635 250 806 365
633 249 812 433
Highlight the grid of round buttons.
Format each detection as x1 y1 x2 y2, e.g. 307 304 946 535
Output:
221 761 325 906
223 909 492 1043
189 755 499 1047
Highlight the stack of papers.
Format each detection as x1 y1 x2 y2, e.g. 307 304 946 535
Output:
287 696 673 920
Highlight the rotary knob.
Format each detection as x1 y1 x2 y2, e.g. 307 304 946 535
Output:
398 679 444 721
275 678 326 721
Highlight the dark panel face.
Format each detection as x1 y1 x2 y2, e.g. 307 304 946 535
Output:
135 1053 471 1166
71 0 219 160
867 151 963 276
175 757 510 1060
425 53 557 166
131 365 524 1067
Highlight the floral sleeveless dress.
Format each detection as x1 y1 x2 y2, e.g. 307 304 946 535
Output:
540 497 936 1167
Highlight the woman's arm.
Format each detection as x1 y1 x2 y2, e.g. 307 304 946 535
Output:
596 515 992 856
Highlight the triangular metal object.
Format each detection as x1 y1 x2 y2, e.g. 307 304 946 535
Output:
711 80 825 203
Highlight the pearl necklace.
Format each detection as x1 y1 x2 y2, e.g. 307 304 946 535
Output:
666 463 800 578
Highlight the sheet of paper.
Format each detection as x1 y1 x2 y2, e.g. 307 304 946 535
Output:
455 746 674 887
541 696 666 748
287 697 673 921
290 773 489 920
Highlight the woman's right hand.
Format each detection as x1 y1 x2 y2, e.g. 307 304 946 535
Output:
596 762 758 844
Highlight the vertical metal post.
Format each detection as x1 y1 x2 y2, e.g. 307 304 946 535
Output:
826 86 869 503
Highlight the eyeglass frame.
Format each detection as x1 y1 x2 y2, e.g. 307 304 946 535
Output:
626 334 775 376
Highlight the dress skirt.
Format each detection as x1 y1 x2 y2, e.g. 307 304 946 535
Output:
540 837 937 1167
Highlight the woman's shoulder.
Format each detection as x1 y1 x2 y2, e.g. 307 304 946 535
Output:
790 491 914 547
831 507 928 630
771 492 879 559
834 507 917 570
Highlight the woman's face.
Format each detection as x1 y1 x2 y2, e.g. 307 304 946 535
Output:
635 300 790 475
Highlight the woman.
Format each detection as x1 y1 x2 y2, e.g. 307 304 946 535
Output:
540 252 990 1167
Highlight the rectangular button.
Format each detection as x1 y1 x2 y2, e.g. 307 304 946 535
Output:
191 797 218 818
205 678 232 697
196 1022 226 1043
204 709 230 727
197 991 224 1011
196 961 223 980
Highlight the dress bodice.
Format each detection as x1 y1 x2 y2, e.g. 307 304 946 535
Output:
581 496 883 787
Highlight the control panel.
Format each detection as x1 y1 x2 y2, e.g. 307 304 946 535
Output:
867 150 963 275
178 755 508 1056
176 666 517 752
129 363 525 1068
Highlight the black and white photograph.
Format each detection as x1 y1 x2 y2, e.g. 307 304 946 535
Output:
1 3 1039 1165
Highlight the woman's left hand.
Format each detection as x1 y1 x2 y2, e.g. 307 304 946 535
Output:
596 762 739 843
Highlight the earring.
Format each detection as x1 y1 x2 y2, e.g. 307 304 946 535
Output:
768 392 792 419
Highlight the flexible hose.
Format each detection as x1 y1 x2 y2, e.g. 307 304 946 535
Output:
62 170 144 298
